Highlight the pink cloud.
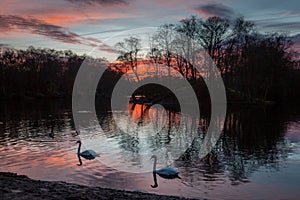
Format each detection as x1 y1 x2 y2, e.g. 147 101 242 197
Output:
65 0 130 7
0 0 136 27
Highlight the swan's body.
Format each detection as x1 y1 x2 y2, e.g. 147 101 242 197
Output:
76 141 97 160
155 167 180 179
80 150 97 159
151 155 181 179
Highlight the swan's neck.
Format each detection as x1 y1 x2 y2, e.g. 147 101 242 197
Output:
77 142 81 154
153 156 157 172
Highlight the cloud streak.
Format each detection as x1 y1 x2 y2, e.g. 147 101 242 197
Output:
98 43 117 54
257 21 300 30
0 15 116 53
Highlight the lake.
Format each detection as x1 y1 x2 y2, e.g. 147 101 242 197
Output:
0 100 300 199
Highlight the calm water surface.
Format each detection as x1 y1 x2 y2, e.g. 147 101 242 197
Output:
0 100 300 199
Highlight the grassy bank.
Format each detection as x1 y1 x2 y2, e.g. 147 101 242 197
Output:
0 172 197 200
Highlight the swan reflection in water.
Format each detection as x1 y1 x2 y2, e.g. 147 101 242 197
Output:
48 126 55 139
76 140 98 166
77 153 83 166
48 115 55 138
150 155 181 188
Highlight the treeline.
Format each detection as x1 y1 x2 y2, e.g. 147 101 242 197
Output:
0 47 117 99
115 16 300 103
0 15 300 103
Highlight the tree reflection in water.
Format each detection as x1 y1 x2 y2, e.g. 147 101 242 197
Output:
177 105 293 185
0 100 299 187
120 102 295 185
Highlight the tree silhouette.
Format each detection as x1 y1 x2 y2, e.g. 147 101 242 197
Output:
0 15 299 103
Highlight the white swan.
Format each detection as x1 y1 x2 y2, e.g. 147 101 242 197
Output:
151 155 181 179
76 141 97 160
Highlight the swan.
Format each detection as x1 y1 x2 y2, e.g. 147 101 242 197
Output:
76 140 97 160
151 155 181 179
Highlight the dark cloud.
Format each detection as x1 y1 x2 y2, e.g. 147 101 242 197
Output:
0 15 115 54
66 0 129 6
195 3 236 19
0 44 11 48
255 19 300 33
0 15 84 44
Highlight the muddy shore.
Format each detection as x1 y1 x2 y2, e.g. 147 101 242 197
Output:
0 172 197 200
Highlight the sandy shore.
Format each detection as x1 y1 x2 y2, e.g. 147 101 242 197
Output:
0 172 197 200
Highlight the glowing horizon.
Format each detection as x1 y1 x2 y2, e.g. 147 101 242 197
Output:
0 0 300 56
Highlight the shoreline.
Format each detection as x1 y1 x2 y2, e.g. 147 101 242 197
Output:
0 172 197 200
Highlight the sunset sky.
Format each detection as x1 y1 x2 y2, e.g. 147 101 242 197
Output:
1 0 300 57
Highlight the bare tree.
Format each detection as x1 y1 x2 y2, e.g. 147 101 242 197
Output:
147 35 163 77
175 16 201 79
197 16 230 81
115 36 141 81
154 24 175 79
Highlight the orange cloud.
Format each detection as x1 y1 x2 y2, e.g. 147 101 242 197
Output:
41 16 81 25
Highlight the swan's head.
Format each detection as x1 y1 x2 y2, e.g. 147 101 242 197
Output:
151 155 157 160
76 140 81 144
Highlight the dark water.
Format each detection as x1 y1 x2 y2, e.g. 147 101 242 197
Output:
0 100 300 199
